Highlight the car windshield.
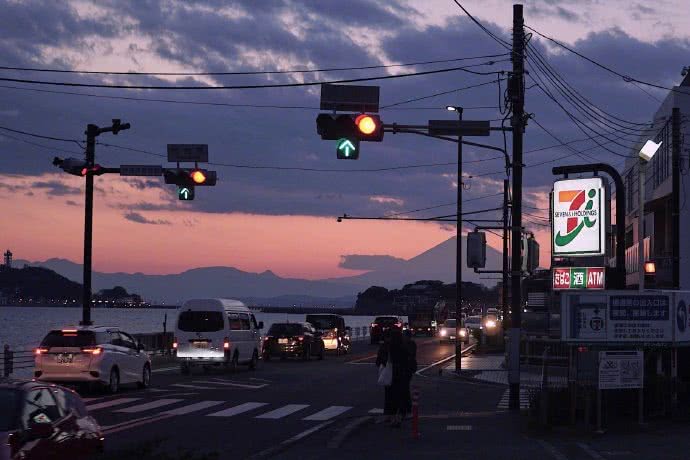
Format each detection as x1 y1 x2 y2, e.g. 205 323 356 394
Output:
306 316 338 330
0 389 19 430
374 317 398 325
466 317 481 324
268 324 303 336
444 319 456 328
40 330 98 348
177 311 225 332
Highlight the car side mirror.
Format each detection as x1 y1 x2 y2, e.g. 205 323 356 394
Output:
29 422 53 440
258 321 264 330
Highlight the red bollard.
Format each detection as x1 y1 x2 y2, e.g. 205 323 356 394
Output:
411 386 419 439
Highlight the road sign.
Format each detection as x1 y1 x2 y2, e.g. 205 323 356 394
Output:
428 120 491 137
553 267 605 290
598 351 643 390
552 177 606 257
336 138 359 159
178 186 194 200
167 144 208 163
320 84 379 113
119 165 163 176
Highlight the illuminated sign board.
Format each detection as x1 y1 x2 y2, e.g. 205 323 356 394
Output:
553 267 605 290
552 177 606 257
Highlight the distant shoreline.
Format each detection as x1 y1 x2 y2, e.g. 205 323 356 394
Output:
0 304 177 309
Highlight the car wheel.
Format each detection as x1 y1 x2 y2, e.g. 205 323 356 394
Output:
180 363 190 375
249 350 259 370
303 344 312 361
225 352 239 373
107 368 120 394
319 344 325 360
138 364 151 389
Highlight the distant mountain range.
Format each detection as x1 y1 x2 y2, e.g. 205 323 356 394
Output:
15 236 501 305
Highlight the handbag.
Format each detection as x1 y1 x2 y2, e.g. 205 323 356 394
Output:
377 360 393 386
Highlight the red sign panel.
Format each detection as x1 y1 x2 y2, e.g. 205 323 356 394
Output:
553 267 605 290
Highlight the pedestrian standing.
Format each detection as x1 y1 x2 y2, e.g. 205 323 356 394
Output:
387 328 410 427
402 329 417 416
375 330 393 423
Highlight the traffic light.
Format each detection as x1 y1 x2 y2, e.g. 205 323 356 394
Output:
178 186 194 201
53 157 89 176
354 114 383 141
164 168 217 186
316 114 384 142
336 138 359 159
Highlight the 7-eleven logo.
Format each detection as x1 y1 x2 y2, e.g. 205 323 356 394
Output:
554 189 598 248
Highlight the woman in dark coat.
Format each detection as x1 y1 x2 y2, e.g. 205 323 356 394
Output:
375 330 394 421
387 328 411 427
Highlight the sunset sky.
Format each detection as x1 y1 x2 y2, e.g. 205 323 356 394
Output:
1 0 687 281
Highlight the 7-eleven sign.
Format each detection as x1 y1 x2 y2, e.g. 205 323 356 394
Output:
552 177 606 257
553 267 605 290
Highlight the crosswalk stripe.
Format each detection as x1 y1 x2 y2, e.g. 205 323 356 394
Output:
114 399 183 413
255 404 310 419
207 402 268 417
163 401 225 415
194 379 267 389
170 383 217 390
86 398 141 411
368 408 384 414
303 406 352 421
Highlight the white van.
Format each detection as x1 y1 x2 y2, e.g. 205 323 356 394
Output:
173 298 263 374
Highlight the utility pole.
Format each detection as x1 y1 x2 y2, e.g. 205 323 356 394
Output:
80 120 130 325
453 106 464 372
502 179 510 327
509 3 525 410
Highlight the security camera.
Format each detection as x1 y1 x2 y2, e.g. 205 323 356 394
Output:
639 140 662 162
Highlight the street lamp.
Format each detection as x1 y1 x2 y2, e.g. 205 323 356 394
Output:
637 139 662 291
445 105 464 371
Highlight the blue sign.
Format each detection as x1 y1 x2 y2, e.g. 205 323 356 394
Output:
609 295 669 321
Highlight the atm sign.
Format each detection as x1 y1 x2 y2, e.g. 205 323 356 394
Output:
553 267 605 290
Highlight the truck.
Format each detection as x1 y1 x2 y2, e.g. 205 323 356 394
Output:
407 310 435 336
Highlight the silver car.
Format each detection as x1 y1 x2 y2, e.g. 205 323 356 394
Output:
34 326 151 393
438 319 469 344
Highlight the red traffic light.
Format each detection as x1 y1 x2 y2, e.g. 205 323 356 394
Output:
80 164 105 176
355 114 377 135
190 169 207 184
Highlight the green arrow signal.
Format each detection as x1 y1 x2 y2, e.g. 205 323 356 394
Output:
178 186 194 200
336 138 359 159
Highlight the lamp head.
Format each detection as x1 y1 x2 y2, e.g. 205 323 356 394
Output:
446 105 457 112
639 139 662 162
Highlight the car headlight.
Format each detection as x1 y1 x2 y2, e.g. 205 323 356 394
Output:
486 320 496 328
459 329 467 337
440 329 447 336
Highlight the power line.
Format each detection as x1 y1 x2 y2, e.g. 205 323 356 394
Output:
0 130 82 155
384 191 504 218
452 1 512 50
380 78 504 109
0 53 510 76
524 24 690 97
0 62 507 90
0 125 84 147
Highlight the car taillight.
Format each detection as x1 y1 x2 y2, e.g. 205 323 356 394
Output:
297 336 304 342
172 337 178 349
371 323 377 328
223 338 230 350
81 347 103 355
35 347 48 355
395 322 402 328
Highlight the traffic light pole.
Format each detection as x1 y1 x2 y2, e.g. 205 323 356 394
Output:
79 120 130 326
502 179 510 329
509 3 525 410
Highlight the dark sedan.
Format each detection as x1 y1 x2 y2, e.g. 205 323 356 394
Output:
369 316 403 344
262 322 325 361
0 379 103 460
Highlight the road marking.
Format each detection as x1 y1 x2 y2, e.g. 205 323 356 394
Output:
327 416 370 449
86 398 141 411
152 366 179 374
346 353 378 364
113 398 183 413
255 404 310 419
194 379 268 389
170 383 217 390
249 377 272 383
577 443 606 460
207 402 268 417
446 425 473 431
103 413 175 435
416 343 476 375
163 400 225 415
537 440 570 460
303 406 352 421
496 389 530 410
251 421 335 459
368 408 383 414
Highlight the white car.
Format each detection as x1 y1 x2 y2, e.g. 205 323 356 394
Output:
34 326 152 393
174 298 263 374
438 319 469 344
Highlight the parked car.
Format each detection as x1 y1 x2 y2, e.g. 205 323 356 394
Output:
34 326 151 393
369 316 403 344
262 323 325 360
174 298 263 375
437 319 469 344
305 314 351 354
0 379 103 460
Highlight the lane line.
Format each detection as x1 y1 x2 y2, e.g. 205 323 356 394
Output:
152 366 179 374
447 425 473 431
103 413 175 436
113 398 183 414
346 353 378 364
416 343 476 375
303 406 352 421
193 379 268 389
162 400 225 415
207 402 268 417
170 383 217 390
283 421 334 443
537 440 570 460
86 398 141 411
255 404 310 419
577 443 606 460
368 408 383 414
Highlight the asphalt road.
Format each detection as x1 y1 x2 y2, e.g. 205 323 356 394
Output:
82 336 462 459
